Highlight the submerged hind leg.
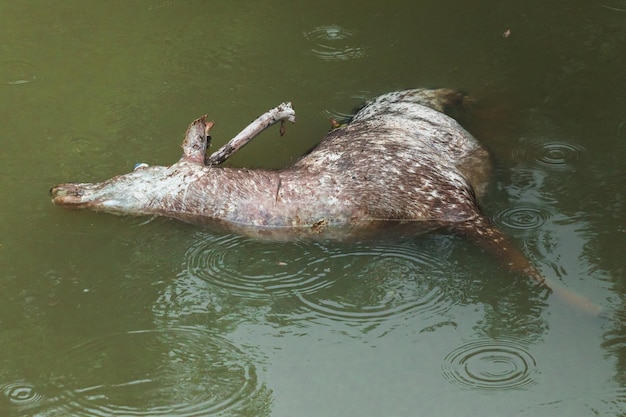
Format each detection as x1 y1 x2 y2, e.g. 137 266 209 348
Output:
455 215 549 289
455 215 600 315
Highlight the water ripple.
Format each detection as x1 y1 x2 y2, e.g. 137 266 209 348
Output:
493 206 551 231
0 58 37 85
303 25 369 61
601 0 626 12
183 233 462 335
184 233 337 299
518 387 626 415
52 327 260 416
321 90 371 123
1 381 45 408
442 338 537 391
513 140 587 171
295 240 454 327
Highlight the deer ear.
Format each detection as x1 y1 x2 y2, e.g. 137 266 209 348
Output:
180 115 210 165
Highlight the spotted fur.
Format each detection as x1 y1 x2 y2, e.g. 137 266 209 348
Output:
51 88 548 288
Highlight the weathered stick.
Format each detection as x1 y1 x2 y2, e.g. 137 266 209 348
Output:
207 102 296 165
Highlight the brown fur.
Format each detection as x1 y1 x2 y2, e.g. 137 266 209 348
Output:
51 89 553 292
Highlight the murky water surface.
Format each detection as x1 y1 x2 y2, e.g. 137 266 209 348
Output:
1 1 625 416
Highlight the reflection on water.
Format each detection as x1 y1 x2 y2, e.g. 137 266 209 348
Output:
441 337 538 391
0 57 37 85
173 231 490 338
518 387 626 416
601 0 626 12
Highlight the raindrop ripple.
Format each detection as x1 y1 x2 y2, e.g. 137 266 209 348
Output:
303 25 369 61
493 206 550 231
1 381 45 408
514 140 586 171
442 338 537 391
184 232 336 299
296 240 453 325
321 90 371 123
53 327 259 417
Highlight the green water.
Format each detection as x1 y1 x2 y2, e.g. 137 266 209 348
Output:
1 1 625 416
